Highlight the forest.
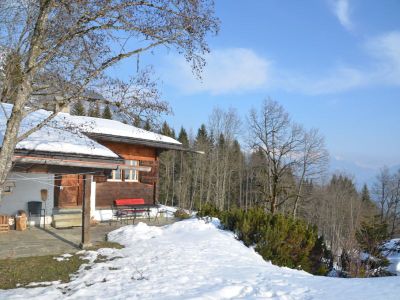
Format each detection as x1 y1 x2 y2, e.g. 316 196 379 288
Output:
156 99 400 277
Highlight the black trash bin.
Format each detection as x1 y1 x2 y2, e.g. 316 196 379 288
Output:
27 201 42 216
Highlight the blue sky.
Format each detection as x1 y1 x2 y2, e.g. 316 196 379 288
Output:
111 0 400 172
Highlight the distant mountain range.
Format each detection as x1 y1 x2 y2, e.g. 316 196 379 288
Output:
329 158 400 189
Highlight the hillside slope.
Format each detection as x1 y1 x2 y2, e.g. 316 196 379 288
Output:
1 219 399 299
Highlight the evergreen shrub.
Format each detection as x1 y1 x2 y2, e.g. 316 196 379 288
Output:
197 203 331 275
174 208 191 219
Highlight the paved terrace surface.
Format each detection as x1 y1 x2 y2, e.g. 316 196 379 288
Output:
0 218 176 259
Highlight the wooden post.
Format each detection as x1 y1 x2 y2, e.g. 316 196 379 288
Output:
80 174 92 249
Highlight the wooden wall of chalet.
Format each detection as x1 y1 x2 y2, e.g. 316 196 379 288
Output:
94 179 155 207
53 142 161 209
94 141 160 208
99 141 157 161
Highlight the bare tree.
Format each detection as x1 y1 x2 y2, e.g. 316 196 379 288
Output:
292 128 329 218
247 99 328 215
389 170 400 236
102 69 171 128
373 167 392 222
0 0 219 194
208 107 241 210
373 167 400 236
248 99 304 214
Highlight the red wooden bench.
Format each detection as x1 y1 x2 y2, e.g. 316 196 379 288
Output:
111 198 156 224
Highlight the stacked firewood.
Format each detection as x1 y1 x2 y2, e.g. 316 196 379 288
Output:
0 215 9 233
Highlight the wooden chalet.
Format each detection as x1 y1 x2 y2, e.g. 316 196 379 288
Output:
0 104 182 245
52 129 183 227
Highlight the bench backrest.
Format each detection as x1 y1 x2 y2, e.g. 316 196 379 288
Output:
114 198 145 206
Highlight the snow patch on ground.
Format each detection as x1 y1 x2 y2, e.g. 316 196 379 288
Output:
1 219 400 299
53 253 74 262
382 238 400 275
108 222 163 245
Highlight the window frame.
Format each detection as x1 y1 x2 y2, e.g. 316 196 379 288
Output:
107 169 122 182
124 160 139 182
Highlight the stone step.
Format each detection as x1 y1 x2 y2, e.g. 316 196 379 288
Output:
52 213 82 221
53 208 82 214
52 218 82 228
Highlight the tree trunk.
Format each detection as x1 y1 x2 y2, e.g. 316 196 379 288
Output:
292 176 305 219
0 84 31 195
270 198 277 214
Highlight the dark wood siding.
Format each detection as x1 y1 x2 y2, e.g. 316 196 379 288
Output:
139 160 158 185
98 141 156 161
95 180 155 208
54 141 161 209
94 141 160 208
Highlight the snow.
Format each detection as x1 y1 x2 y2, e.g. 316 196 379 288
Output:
69 115 181 145
0 103 181 159
1 218 400 299
0 104 118 158
54 253 74 262
382 239 400 275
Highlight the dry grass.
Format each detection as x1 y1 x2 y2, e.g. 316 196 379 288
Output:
86 241 124 251
0 254 86 289
0 241 124 290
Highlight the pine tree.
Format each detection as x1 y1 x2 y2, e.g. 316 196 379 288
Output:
194 124 210 150
361 184 371 202
133 116 141 127
143 119 151 131
170 128 176 139
196 124 208 142
71 100 86 116
88 102 100 117
218 133 225 150
178 127 189 147
356 217 389 257
102 105 112 119
160 121 173 137
356 216 391 277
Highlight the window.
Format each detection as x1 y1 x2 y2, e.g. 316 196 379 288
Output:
3 181 15 194
107 160 139 182
124 160 139 182
107 169 122 181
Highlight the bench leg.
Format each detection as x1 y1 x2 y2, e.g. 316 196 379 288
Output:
154 211 159 224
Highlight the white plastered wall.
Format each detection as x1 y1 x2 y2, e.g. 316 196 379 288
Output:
0 172 54 225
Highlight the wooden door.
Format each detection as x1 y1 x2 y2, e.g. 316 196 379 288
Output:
55 175 84 208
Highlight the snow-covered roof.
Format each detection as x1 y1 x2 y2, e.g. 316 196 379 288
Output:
0 104 118 158
68 115 181 146
0 103 181 159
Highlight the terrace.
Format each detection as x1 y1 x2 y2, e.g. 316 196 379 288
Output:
0 218 176 259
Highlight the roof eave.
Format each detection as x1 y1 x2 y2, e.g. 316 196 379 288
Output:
87 132 185 151
13 149 123 169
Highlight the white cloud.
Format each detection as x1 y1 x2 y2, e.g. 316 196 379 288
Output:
163 48 270 95
330 0 353 31
163 32 400 96
366 31 400 85
274 31 400 95
275 66 367 95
